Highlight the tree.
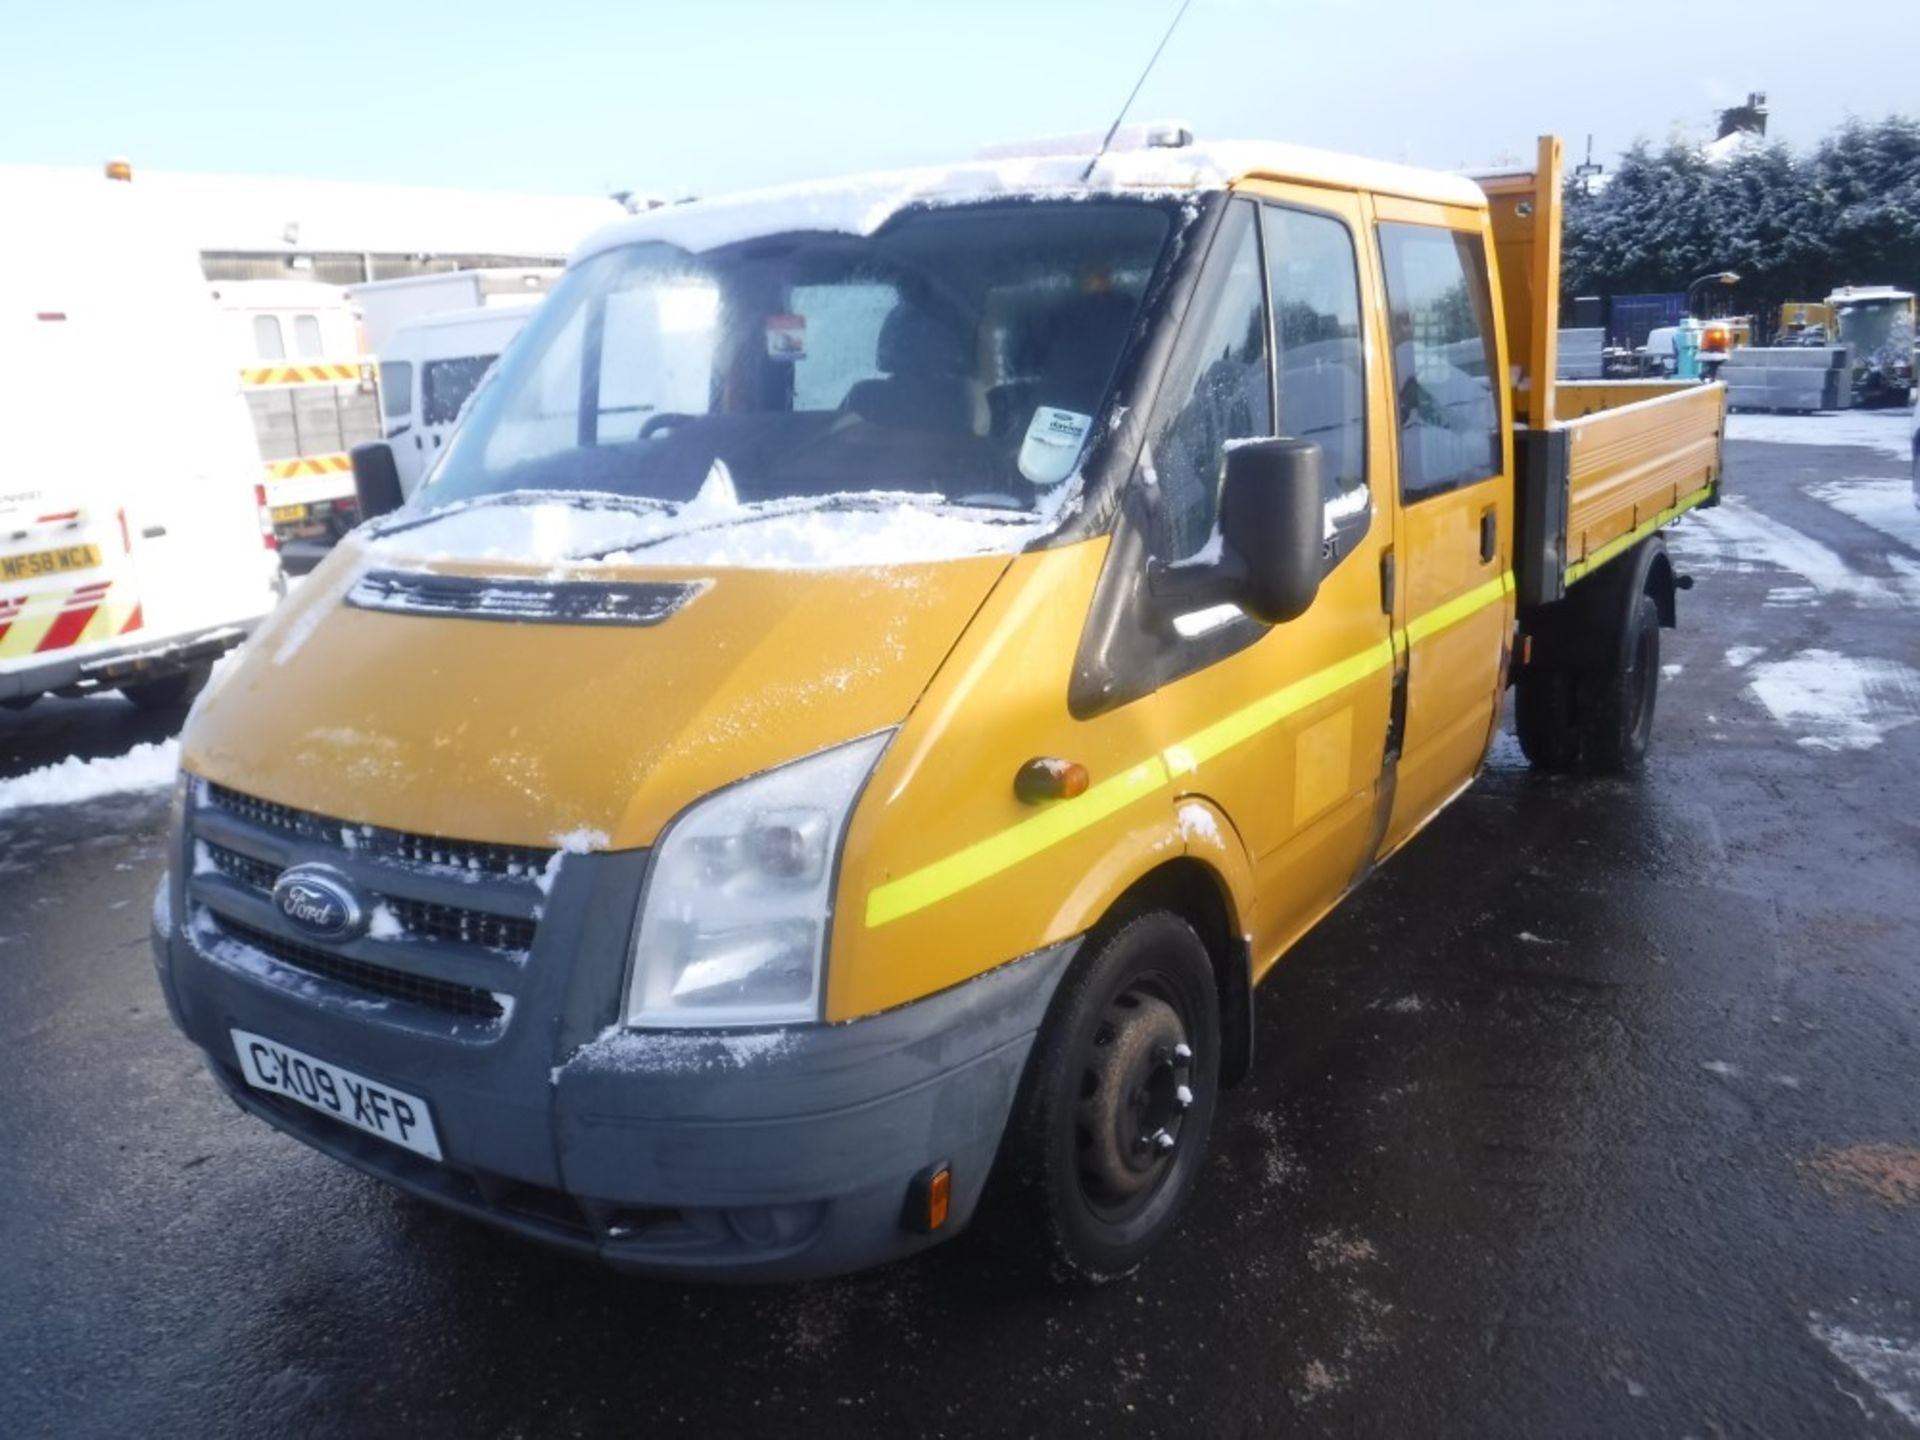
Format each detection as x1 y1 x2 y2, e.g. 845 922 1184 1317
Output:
1562 116 1920 339
1564 141 1716 298
1810 116 1920 289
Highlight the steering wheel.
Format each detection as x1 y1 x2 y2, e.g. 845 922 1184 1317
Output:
639 412 699 439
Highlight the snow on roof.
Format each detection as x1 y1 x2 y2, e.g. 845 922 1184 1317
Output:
573 141 1484 261
1 163 623 258
1828 285 1915 303
1702 129 1765 167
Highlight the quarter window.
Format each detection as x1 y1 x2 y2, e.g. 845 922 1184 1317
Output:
1143 200 1272 560
380 361 412 421
1263 205 1368 533
1376 223 1500 499
252 314 285 360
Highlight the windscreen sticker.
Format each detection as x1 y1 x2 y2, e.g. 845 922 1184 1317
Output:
766 313 806 361
1018 406 1093 488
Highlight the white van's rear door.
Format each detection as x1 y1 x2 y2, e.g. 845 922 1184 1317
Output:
0 306 141 667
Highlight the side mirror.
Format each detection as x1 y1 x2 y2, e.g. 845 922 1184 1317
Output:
1218 437 1325 625
1148 438 1324 628
350 441 404 523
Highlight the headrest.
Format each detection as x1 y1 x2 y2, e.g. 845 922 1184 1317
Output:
877 302 972 377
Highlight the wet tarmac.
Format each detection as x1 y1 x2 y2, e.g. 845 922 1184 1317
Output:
3 419 1917 1437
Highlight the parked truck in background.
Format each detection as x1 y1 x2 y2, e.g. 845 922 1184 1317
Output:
1828 285 1916 407
212 280 381 565
376 306 536 496
346 267 554 358
1 164 282 712
155 132 1723 1284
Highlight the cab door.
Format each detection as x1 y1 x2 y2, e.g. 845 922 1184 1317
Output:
1134 184 1398 960
1369 198 1513 850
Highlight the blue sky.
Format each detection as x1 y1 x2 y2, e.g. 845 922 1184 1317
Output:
2 0 1907 198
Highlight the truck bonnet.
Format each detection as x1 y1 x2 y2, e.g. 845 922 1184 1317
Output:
178 520 1013 853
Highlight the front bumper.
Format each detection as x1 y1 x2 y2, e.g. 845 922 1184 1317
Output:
155 836 1074 1280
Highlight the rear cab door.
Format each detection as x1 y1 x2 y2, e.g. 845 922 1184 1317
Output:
1368 195 1514 849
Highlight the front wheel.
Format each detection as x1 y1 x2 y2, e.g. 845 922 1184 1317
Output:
997 910 1221 1282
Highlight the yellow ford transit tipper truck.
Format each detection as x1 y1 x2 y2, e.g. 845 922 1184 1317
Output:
153 133 1725 1282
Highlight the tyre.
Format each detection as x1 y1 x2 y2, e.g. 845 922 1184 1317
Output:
1513 666 1580 773
119 662 210 713
997 909 1221 1283
1582 592 1660 773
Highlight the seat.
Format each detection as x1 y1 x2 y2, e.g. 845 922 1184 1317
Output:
843 302 975 434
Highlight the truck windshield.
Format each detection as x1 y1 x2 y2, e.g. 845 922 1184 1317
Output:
414 201 1176 521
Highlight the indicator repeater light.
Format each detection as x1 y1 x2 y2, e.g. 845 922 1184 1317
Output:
1014 757 1090 804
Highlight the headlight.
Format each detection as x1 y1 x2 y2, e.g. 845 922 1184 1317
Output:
623 731 890 1028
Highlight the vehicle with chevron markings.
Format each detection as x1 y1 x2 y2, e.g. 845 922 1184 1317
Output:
153 131 1723 1283
2 163 284 712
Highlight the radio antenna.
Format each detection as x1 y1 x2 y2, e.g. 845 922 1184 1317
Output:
1080 0 1194 182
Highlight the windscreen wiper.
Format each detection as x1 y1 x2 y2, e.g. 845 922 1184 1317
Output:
369 489 675 543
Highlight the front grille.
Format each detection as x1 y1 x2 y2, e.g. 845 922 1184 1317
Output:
203 842 278 892
209 913 505 1021
200 838 536 955
384 896 536 952
203 783 552 880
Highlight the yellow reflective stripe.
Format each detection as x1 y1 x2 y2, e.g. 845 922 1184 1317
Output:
1405 571 1513 646
865 756 1169 928
1565 483 1715 586
1174 638 1395 769
864 568 1519 928
0 605 59 658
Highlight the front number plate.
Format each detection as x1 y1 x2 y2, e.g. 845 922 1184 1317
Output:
232 1028 443 1161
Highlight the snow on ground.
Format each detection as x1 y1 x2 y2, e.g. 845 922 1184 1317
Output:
1725 409 1914 461
0 739 178 815
1742 650 1920 752
1809 1310 1920 1427
1805 478 1920 555
1668 498 1916 608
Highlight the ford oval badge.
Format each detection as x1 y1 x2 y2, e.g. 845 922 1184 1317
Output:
271 864 366 942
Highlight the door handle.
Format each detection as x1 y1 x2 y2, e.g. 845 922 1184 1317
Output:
141 524 167 539
1379 546 1396 615
1479 506 1497 564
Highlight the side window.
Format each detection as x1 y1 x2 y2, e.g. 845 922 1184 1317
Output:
423 355 498 426
1142 200 1272 559
380 361 412 421
252 314 285 360
1376 223 1500 500
1262 204 1368 543
293 314 324 357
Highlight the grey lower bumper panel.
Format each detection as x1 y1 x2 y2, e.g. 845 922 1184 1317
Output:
174 919 1077 1282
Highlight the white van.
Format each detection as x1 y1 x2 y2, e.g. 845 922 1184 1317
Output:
0 165 283 711
379 306 535 495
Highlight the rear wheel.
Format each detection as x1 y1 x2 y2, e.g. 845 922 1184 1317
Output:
998 910 1221 1283
119 662 211 713
1583 593 1660 773
1513 585 1662 775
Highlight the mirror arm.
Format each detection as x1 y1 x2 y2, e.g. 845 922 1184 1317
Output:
1145 547 1254 616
